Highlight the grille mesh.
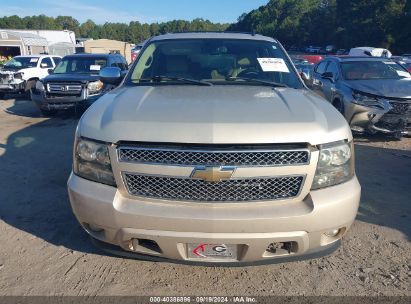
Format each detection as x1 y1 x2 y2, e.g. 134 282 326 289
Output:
118 148 309 166
389 102 410 115
123 173 304 202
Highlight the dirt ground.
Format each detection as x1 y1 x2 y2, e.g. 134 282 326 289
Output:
0 98 410 297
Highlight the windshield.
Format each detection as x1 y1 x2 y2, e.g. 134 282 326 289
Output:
53 57 107 74
128 39 302 88
4 57 39 69
341 61 410 80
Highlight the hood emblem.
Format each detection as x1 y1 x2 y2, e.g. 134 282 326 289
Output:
191 166 235 183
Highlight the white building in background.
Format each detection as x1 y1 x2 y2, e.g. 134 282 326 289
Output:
5 29 76 57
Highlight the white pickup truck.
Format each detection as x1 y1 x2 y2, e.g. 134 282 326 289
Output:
0 55 61 99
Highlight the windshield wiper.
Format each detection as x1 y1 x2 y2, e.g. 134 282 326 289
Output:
225 76 288 88
140 75 212 86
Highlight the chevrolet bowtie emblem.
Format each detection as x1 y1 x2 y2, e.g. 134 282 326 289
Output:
191 166 235 183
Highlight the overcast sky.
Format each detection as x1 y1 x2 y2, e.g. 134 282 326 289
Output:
0 0 268 24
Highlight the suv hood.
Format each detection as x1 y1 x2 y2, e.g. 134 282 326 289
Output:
80 85 352 145
345 79 411 99
0 67 32 74
43 73 100 83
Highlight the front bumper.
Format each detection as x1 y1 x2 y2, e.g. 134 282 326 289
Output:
349 101 411 135
31 90 103 111
67 173 361 264
0 81 25 93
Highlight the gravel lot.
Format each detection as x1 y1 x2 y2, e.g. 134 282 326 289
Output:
0 97 410 297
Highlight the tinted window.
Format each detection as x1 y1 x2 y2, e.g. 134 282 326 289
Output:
53 57 107 74
325 62 339 77
341 61 409 80
129 39 303 88
110 56 125 69
53 57 62 66
41 57 53 68
315 61 328 74
4 57 39 68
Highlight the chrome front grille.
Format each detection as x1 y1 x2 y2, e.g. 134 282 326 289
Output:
47 82 82 94
118 146 310 166
123 173 304 202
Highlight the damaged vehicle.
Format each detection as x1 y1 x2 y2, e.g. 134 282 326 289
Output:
31 53 128 116
67 32 361 264
312 57 411 137
0 55 60 99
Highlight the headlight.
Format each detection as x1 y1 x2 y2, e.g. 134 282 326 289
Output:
14 72 24 79
311 141 354 190
73 137 116 187
35 81 45 91
352 91 382 107
87 80 103 94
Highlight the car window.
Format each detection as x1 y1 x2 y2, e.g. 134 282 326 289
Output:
315 61 328 74
4 57 39 68
110 56 127 70
40 57 53 68
341 61 409 80
128 39 303 88
325 62 339 77
53 57 108 74
53 57 62 66
120 56 128 70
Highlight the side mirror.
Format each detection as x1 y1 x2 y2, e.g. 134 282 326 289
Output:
47 68 53 74
321 72 334 82
100 67 122 85
40 63 49 68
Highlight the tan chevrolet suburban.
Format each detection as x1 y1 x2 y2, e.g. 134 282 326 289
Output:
67 33 361 264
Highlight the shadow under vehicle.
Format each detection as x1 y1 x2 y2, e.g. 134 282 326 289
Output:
30 53 128 116
311 56 411 138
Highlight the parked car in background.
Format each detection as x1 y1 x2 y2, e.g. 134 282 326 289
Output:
301 55 324 64
336 49 348 55
67 32 360 264
0 55 61 99
310 46 321 54
31 53 127 116
131 43 144 62
325 45 336 54
291 56 314 87
349 47 392 58
312 56 411 138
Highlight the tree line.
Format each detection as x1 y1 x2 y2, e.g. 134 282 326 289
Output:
0 15 229 44
0 0 410 53
228 0 410 54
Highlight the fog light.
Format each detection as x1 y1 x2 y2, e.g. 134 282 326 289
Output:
324 229 340 237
